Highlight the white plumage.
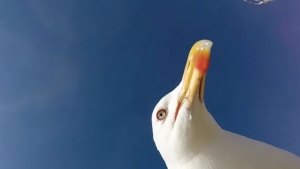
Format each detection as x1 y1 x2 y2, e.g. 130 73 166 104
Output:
151 40 300 169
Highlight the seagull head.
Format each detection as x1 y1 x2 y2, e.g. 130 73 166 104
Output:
151 40 221 167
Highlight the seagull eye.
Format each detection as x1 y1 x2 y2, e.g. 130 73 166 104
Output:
156 109 167 120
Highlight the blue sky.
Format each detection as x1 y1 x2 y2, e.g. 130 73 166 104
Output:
0 0 300 169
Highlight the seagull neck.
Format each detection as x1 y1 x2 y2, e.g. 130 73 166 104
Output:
191 103 222 145
165 103 222 168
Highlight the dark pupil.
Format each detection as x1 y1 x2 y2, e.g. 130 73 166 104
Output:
160 113 163 117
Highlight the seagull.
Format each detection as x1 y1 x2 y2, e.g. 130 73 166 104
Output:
151 40 300 169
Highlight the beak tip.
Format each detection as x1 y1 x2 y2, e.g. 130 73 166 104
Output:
191 40 213 56
197 39 213 48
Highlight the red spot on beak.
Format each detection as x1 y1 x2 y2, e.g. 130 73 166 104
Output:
195 52 210 73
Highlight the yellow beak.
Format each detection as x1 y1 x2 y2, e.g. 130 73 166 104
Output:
176 40 213 115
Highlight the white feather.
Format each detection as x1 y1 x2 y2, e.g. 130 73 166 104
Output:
152 83 300 169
